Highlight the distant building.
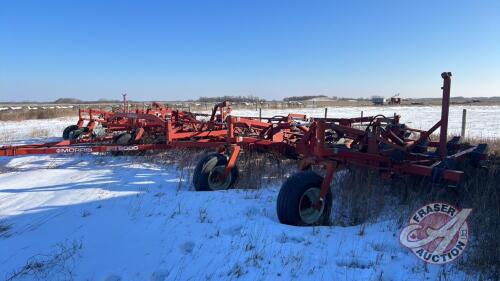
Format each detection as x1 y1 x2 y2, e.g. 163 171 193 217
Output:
371 96 385 105
389 97 401 104
388 93 401 105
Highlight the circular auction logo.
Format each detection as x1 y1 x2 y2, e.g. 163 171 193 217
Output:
399 202 472 264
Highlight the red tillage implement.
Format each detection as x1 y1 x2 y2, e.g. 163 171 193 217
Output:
0 99 304 191
276 72 487 225
0 72 487 226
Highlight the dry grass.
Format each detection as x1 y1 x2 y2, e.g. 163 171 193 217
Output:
29 128 50 138
0 108 77 121
463 137 500 154
330 168 386 226
141 149 296 190
331 157 499 279
236 150 297 189
455 157 500 278
401 157 500 278
427 134 500 155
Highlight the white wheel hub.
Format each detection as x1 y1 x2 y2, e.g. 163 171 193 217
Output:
299 187 324 224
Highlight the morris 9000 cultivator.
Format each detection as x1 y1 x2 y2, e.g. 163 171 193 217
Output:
0 73 487 226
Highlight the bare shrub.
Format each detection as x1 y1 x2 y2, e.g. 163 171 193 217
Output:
227 263 246 278
5 239 82 281
198 208 211 223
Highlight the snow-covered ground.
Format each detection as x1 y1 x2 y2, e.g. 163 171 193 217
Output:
1 107 494 280
0 117 75 145
0 155 470 281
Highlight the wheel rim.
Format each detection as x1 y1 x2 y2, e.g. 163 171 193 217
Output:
208 165 232 190
299 187 324 225
68 130 79 140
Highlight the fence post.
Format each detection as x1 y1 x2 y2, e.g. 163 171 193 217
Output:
259 108 262 121
361 111 363 125
324 108 328 118
461 109 467 138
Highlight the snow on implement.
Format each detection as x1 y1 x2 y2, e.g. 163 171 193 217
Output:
276 72 488 226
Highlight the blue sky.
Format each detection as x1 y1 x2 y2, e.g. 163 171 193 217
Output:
1 0 499 102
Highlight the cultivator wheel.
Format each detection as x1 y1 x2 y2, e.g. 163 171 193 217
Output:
111 132 134 156
114 132 133 145
69 128 87 140
62 125 79 140
277 171 332 226
193 153 239 191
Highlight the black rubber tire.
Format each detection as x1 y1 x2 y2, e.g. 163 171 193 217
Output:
277 170 332 226
193 153 239 191
69 128 85 140
111 133 133 156
114 132 133 145
62 125 79 140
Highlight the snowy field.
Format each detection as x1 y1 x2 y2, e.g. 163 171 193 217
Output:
231 105 500 139
1 106 496 280
0 105 499 143
0 117 76 145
